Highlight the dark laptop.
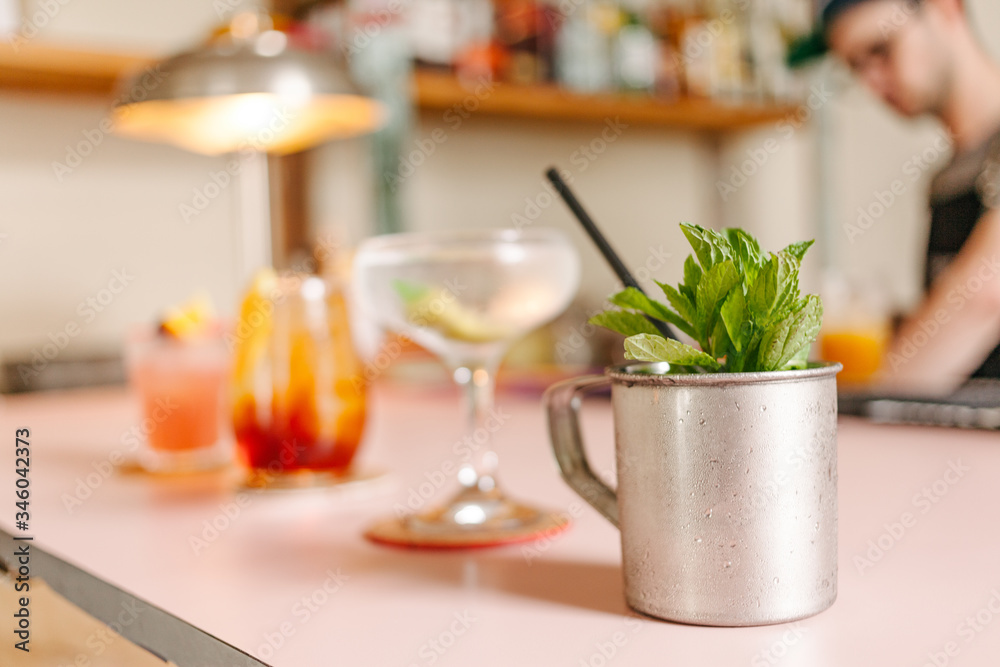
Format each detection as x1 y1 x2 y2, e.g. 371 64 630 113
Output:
839 379 1000 430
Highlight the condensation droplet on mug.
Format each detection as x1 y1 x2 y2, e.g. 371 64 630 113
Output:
689 491 695 497
760 405 767 412
705 508 713 518
815 522 820 531
694 537 702 544
699 418 706 426
723 561 732 569
678 418 684 425
773 577 780 585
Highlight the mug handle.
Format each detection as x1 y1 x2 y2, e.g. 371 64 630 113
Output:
544 375 619 528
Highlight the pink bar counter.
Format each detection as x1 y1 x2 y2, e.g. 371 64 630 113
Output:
2 384 1000 665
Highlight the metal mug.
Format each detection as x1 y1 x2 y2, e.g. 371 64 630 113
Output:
545 361 841 626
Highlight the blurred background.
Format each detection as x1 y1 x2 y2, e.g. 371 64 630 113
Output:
2 0 999 392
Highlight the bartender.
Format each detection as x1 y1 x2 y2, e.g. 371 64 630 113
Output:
821 0 1000 394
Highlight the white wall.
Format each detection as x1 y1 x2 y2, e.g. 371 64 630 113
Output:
0 94 241 354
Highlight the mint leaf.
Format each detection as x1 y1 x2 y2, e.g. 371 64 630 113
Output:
726 229 764 280
710 317 731 359
610 287 675 322
781 345 810 371
782 240 814 263
720 287 747 352
588 311 660 338
748 252 798 326
683 254 702 290
757 295 823 371
624 334 721 370
696 260 739 331
608 287 695 337
656 282 697 333
681 223 731 269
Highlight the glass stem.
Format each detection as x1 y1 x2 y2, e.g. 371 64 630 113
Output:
453 360 502 494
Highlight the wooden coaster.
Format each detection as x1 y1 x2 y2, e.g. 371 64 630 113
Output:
365 511 571 549
240 468 391 493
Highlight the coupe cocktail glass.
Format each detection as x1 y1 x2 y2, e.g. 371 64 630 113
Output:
352 228 581 545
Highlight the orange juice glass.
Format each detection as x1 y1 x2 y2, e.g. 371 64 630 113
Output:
820 327 888 386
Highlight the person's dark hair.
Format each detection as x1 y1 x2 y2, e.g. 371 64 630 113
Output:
822 0 925 30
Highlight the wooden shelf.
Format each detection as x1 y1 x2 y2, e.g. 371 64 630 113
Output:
414 70 796 131
0 44 796 131
0 43 152 97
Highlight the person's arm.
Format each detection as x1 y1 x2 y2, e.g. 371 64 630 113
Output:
878 208 1000 395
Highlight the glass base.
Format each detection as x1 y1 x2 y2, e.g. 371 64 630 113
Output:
365 485 572 549
132 441 232 475
241 467 390 492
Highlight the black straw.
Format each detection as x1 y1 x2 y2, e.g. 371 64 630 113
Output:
545 167 678 341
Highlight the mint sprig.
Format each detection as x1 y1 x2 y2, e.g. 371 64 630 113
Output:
591 223 823 373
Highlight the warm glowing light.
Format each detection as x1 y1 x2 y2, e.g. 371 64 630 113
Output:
113 93 385 155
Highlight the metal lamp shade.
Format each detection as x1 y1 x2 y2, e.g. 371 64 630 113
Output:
113 30 386 155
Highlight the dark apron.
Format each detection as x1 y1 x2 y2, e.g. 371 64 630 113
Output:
926 146 1000 378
